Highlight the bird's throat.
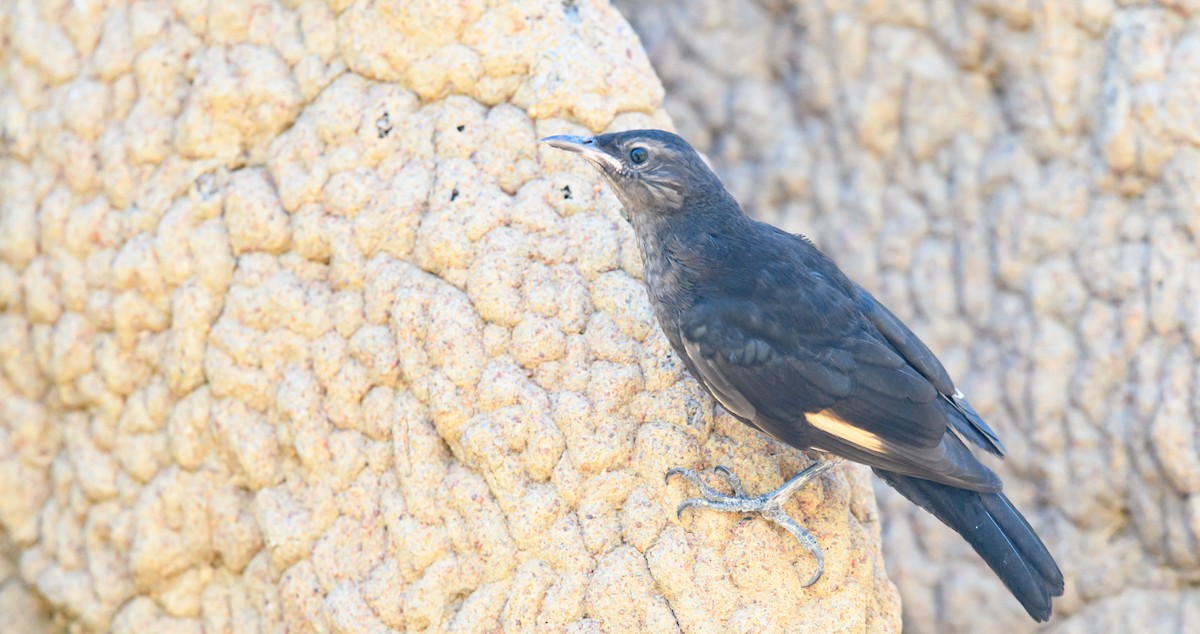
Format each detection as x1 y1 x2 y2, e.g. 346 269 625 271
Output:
630 213 699 327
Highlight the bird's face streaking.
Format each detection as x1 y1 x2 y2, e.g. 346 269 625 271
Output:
541 129 717 216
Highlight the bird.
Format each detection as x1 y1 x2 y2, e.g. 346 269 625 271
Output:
541 129 1064 622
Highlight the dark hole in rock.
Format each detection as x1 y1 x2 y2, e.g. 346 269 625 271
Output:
195 173 218 199
376 112 392 139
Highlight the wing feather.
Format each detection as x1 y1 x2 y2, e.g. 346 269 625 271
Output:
859 288 1007 456
676 293 999 490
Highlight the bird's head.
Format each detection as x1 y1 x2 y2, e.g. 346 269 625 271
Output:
541 129 720 217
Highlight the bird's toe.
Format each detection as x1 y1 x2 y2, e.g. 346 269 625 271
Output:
712 465 748 496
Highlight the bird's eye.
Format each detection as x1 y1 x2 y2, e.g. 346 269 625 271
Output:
629 147 648 165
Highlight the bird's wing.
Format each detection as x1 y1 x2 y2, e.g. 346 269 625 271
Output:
856 288 1006 456
677 297 1001 492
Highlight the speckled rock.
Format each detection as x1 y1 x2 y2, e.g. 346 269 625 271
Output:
0 1 898 632
617 0 1200 631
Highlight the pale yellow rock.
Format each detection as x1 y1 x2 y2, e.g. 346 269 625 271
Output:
0 0 899 632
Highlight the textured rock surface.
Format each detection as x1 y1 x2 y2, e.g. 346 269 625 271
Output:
0 0 899 632
618 0 1200 631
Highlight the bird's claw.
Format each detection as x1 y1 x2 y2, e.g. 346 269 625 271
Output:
664 462 838 587
676 497 706 520
713 464 747 497
663 466 689 485
664 467 732 501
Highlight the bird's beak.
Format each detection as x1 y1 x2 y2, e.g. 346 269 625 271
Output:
540 135 622 172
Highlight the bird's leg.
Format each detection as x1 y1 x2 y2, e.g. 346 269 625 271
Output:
664 459 844 586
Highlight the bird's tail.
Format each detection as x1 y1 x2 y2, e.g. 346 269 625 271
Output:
875 469 1064 622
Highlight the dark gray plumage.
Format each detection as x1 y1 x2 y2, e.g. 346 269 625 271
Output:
542 129 1063 622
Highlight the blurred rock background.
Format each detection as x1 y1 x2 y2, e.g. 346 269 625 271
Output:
0 1 902 632
616 0 1200 632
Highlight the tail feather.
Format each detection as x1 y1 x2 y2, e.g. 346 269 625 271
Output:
875 469 1064 622
981 493 1064 593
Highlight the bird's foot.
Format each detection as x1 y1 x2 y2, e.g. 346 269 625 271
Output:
664 460 843 587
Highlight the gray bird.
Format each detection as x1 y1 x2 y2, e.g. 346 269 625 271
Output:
542 130 1064 622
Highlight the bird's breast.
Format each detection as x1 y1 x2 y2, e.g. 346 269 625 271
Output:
635 229 698 326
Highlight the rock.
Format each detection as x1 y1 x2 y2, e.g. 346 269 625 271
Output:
0 0 897 632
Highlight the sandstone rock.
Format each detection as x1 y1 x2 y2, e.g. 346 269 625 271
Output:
0 1 898 632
